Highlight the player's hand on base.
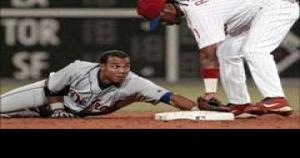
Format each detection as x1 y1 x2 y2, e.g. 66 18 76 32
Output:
50 109 75 118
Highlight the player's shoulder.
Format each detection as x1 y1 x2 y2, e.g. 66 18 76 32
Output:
118 72 137 91
121 72 141 85
73 60 98 66
124 72 140 81
69 60 99 69
123 72 156 87
62 60 99 75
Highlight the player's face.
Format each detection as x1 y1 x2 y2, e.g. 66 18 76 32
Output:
160 3 181 25
101 57 130 84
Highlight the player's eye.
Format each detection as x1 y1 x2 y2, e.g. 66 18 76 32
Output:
110 64 130 70
124 65 130 69
110 65 118 69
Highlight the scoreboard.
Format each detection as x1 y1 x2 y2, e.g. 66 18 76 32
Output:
0 0 169 80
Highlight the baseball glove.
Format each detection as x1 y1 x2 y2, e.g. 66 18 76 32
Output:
197 96 231 112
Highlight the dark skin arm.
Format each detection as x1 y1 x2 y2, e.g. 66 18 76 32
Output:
199 44 219 69
199 44 220 100
160 2 219 65
169 94 197 110
79 93 197 117
47 96 64 104
159 4 220 74
111 93 197 111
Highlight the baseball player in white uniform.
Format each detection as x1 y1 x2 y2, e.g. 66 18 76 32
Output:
0 50 197 118
137 0 299 117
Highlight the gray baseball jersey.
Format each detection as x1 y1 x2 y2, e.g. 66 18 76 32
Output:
1 60 169 115
48 60 169 114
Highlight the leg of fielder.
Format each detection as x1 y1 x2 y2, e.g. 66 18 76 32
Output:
0 80 47 114
217 33 256 118
197 44 225 109
199 45 220 100
242 0 299 115
197 44 235 112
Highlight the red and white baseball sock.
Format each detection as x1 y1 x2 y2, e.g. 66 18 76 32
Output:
201 68 220 100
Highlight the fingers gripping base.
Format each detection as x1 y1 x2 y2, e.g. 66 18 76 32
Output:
155 111 235 121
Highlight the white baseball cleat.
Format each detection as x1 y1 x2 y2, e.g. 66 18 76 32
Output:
0 114 11 118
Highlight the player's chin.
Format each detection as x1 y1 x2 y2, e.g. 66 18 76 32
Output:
113 76 126 83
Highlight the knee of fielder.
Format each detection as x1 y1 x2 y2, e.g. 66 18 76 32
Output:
243 50 275 65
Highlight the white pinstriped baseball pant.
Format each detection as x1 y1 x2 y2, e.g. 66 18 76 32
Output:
217 0 299 104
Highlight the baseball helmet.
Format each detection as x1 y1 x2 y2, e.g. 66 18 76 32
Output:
137 0 166 30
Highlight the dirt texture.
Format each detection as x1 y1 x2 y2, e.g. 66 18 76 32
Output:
1 112 299 129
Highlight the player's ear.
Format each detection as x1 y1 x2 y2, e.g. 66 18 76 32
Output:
100 63 105 70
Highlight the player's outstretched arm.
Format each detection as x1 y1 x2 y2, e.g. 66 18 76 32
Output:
162 93 197 111
131 76 198 111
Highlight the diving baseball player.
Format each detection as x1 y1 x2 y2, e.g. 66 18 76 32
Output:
0 50 197 118
137 0 299 117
